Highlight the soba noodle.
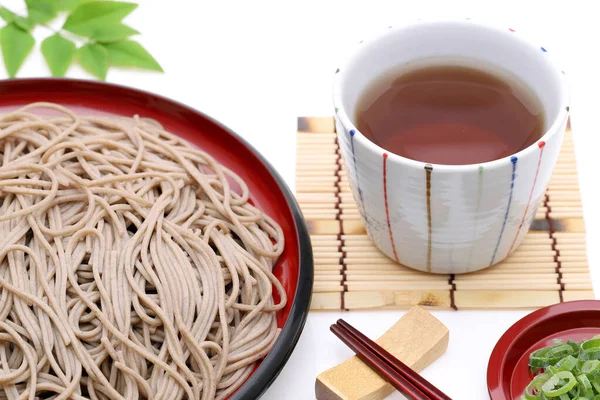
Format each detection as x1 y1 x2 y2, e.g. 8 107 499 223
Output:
0 103 287 400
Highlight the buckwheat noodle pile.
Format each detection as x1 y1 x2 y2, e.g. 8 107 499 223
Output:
0 103 287 400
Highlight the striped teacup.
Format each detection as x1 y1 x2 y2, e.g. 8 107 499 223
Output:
333 19 570 274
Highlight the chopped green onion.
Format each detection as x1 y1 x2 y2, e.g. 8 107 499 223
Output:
579 374 594 397
524 338 600 399
524 374 550 399
592 377 600 393
547 345 576 359
549 356 578 374
541 371 576 396
583 361 600 373
569 340 582 354
581 339 600 361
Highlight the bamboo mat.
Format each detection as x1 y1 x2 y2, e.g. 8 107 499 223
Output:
296 117 594 311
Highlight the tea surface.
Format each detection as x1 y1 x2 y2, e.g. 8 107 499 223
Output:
355 63 544 165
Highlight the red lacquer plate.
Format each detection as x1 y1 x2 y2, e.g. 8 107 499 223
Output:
0 78 313 399
488 300 600 399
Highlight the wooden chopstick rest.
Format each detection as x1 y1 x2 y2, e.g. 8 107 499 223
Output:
315 306 449 400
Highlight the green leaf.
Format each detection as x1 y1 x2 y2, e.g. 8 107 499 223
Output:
90 23 139 43
0 8 34 31
0 23 35 77
78 43 108 80
41 34 76 76
0 7 15 23
105 40 162 72
56 0 93 12
63 1 137 37
25 0 56 24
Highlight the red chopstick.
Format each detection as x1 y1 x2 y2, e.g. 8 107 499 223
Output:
330 319 452 400
336 319 452 400
330 324 430 400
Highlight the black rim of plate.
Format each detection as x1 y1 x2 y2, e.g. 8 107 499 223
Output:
0 78 314 400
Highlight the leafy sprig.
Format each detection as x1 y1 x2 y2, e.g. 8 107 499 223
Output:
0 0 163 79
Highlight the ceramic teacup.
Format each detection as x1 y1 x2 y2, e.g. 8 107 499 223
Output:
333 19 570 274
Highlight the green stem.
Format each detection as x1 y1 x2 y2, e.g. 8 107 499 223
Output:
37 22 60 34
38 22 82 44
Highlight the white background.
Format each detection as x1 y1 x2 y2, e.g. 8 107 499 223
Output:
4 0 600 398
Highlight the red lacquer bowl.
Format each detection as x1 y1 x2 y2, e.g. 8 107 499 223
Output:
0 78 313 399
488 300 600 399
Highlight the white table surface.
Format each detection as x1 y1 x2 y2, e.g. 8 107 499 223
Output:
5 0 600 398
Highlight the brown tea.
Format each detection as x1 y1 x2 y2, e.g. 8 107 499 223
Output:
355 62 545 165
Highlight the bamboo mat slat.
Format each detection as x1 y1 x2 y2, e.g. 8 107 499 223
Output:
297 117 594 311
